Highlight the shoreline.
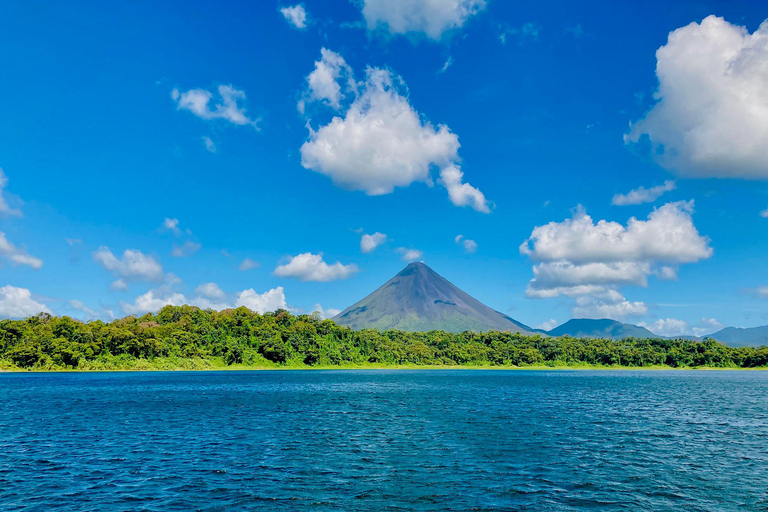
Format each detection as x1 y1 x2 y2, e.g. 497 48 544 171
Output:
2 363 766 373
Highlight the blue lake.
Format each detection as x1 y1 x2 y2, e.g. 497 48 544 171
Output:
1 370 767 511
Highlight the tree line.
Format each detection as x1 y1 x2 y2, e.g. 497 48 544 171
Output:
1 306 766 370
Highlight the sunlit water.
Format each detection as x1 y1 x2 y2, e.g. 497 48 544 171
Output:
1 370 767 511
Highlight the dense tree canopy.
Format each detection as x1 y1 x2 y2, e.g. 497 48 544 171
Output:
1 306 766 370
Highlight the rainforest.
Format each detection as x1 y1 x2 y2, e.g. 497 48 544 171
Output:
1 306 767 371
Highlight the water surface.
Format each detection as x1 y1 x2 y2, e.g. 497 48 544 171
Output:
1 370 766 511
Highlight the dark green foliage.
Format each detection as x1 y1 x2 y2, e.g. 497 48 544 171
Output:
1 306 767 370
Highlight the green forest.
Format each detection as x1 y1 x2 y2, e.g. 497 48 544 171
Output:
1 306 767 371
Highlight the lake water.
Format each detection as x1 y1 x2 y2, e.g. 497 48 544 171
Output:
1 370 767 511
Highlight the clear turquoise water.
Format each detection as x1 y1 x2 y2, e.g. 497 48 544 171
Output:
1 370 767 511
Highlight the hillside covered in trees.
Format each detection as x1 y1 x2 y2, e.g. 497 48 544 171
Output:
1 306 767 371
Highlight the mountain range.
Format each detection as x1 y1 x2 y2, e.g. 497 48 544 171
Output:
332 262 768 347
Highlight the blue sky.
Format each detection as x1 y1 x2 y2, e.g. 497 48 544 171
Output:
1 0 767 336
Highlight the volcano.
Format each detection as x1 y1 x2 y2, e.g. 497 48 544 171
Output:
333 262 534 334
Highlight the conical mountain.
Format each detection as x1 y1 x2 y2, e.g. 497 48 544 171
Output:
333 262 534 334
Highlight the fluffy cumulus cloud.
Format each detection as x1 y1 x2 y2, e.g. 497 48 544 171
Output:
280 4 307 29
455 234 477 253
626 16 768 178
0 168 22 217
521 201 712 319
93 247 164 288
639 317 724 337
172 85 259 128
572 290 648 320
0 232 43 269
122 282 287 316
612 180 676 206
361 232 387 253
361 0 486 40
300 51 490 212
0 285 50 319
235 287 287 313
274 253 358 282
396 247 423 262
299 49 355 112
122 290 187 315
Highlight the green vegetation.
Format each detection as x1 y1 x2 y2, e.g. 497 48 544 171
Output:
1 306 767 371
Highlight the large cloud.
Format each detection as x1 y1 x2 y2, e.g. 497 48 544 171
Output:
274 253 358 282
0 232 43 269
122 284 288 315
520 201 712 319
93 247 164 288
626 16 768 178
0 285 50 319
172 85 259 128
360 0 486 40
300 51 490 212
236 287 288 313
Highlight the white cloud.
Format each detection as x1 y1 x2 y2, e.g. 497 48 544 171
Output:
0 168 22 217
280 4 307 29
161 217 181 235
172 85 259 128
195 282 225 301
361 232 387 253
0 232 43 269
639 318 689 337
639 317 724 337
110 279 128 292
455 234 477 253
626 16 768 178
612 180 676 206
757 286 768 298
311 303 341 319
0 285 50 319
537 319 559 331
300 52 489 212
572 291 648 320
239 258 260 271
300 48 355 112
396 247 423 262
171 241 201 258
236 287 288 313
202 136 217 153
693 317 724 337
521 201 711 319
93 247 164 285
760 207 768 218
122 290 187 315
274 253 359 282
361 0 486 40
439 165 491 212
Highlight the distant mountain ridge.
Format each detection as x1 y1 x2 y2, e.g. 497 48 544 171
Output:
546 319 657 340
333 262 534 334
706 326 768 348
